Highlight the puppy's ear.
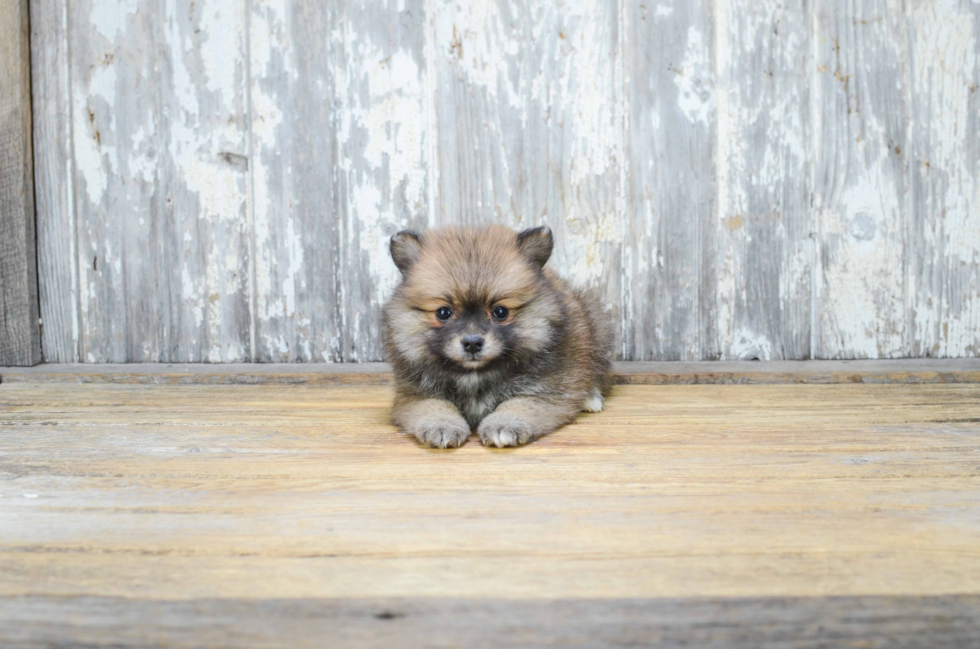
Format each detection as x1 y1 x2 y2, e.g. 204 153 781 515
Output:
390 230 423 275
516 226 553 268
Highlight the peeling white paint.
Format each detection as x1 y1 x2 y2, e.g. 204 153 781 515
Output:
89 0 140 42
728 329 774 361
911 0 980 357
711 0 812 360
528 0 624 290
676 26 713 124
127 125 157 183
40 0 980 362
812 0 912 359
72 61 118 206
250 0 296 358
437 1 524 111
338 19 427 324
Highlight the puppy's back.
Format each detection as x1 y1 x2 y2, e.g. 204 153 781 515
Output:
543 269 614 397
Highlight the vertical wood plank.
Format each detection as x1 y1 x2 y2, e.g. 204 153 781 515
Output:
248 0 339 361
427 0 624 354
69 0 151 362
909 0 980 357
250 0 429 362
160 0 252 363
430 0 526 229
811 0 911 359
0 0 42 366
523 0 625 355
67 0 252 362
334 0 431 361
707 0 811 360
31 0 77 363
623 0 712 360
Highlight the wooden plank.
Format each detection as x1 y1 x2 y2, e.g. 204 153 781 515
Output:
27 0 980 364
0 361 394 384
613 358 980 385
332 0 430 361
0 381 978 636
30 0 76 363
2 359 980 385
707 0 811 360
430 0 625 353
66 0 251 362
623 0 711 361
909 0 980 357
249 0 429 362
0 0 41 366
811 0 911 359
429 0 526 230
522 0 625 353
247 0 339 361
3 594 978 648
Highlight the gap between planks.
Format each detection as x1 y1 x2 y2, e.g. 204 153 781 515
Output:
0 359 979 385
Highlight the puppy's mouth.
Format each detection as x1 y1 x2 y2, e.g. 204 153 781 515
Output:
459 356 488 369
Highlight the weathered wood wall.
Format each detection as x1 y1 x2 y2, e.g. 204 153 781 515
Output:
29 0 980 363
0 0 42 366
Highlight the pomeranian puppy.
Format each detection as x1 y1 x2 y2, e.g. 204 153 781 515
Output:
381 225 612 448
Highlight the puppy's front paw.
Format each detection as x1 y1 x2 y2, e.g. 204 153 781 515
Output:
582 388 604 413
478 413 536 447
411 419 471 449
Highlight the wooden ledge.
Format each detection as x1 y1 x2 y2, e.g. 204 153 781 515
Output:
1 359 978 385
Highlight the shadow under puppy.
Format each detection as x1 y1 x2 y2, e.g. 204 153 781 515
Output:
382 225 612 448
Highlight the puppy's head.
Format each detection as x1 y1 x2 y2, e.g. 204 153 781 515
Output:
386 225 559 372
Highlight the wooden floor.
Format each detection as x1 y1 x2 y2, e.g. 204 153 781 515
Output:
2 378 980 646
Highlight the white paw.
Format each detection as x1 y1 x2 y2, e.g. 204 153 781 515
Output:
582 388 604 413
478 413 534 448
412 420 471 448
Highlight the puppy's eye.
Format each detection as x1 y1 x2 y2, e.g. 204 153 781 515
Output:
435 306 453 321
491 306 509 321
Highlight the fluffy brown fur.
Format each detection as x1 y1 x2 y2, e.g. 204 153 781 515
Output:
381 225 612 448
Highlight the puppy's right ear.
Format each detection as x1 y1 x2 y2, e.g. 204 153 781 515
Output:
516 226 553 268
390 230 423 275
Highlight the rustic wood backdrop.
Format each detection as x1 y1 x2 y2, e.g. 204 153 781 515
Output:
28 0 979 363
1 0 41 366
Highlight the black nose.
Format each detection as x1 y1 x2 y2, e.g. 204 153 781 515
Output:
461 335 484 354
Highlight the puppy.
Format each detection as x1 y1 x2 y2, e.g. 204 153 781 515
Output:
381 225 612 448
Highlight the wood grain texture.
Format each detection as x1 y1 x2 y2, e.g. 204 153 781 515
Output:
3 595 979 648
29 0 980 361
432 0 625 347
522 0 625 352
811 0 911 359
248 0 339 362
3 359 980 385
0 0 41 366
249 0 430 362
64 0 252 362
623 0 709 361
709 0 811 360
332 0 430 361
0 381 979 645
909 0 980 358
30 0 77 363
430 0 525 230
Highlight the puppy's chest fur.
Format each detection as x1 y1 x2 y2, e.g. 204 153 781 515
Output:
446 371 522 428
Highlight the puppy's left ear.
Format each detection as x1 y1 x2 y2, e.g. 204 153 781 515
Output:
390 230 423 275
516 226 553 268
